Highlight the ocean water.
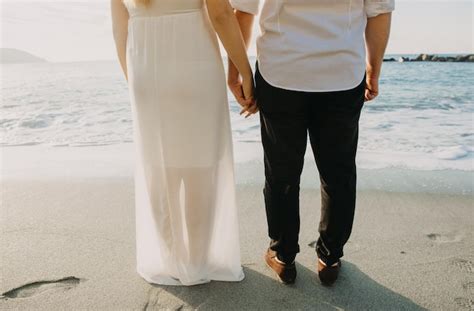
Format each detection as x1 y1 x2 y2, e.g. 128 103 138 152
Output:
1 57 473 172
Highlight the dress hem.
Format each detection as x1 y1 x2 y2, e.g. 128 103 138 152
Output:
137 268 245 286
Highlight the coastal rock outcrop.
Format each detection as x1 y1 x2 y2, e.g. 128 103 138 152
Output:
384 54 474 63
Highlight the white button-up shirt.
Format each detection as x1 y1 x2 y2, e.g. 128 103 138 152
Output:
230 0 395 92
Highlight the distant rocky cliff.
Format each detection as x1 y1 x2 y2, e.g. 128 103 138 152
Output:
384 54 474 63
0 48 47 64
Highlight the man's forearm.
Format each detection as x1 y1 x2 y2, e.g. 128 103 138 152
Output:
365 13 392 79
228 10 255 83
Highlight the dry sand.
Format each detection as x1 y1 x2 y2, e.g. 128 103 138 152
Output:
1 178 473 310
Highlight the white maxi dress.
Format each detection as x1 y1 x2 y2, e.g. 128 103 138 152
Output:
124 0 244 286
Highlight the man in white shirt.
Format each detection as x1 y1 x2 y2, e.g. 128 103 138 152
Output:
229 0 394 285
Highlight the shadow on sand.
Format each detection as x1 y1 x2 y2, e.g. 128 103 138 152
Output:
144 261 425 310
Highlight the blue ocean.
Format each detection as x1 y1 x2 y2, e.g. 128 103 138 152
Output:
1 56 473 173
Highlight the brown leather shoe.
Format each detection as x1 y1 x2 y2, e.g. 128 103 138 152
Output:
264 249 296 284
317 258 341 286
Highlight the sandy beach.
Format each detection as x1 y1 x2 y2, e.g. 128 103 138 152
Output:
1 168 472 310
2 0 473 309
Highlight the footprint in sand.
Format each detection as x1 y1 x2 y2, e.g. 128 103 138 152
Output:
426 232 463 243
451 259 474 274
463 282 474 293
144 288 190 311
454 297 474 311
0 276 83 300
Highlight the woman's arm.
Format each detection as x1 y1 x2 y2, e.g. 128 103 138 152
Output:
206 0 254 102
227 11 254 107
111 0 129 80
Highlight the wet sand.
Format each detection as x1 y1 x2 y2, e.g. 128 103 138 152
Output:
1 178 472 310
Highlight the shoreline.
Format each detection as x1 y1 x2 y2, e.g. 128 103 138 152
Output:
1 144 472 195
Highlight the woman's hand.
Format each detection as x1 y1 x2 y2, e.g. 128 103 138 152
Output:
206 0 257 117
240 74 258 118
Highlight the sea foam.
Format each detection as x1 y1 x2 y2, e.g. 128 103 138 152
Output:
1 59 473 172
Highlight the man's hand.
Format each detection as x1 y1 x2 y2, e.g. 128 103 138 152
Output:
365 74 379 102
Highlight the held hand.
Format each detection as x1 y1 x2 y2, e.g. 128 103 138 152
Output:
228 70 258 118
364 75 379 102
228 74 252 108
228 60 257 118
240 74 258 118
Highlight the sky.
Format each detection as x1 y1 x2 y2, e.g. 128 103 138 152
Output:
0 0 473 62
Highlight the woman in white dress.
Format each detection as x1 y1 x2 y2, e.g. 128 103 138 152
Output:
111 0 256 285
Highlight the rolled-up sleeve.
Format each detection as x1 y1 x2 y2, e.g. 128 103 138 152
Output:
229 0 260 15
365 0 395 18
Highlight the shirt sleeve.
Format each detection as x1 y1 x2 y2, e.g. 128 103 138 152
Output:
229 0 260 15
365 0 395 18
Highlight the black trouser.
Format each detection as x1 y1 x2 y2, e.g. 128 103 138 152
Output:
255 64 365 266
